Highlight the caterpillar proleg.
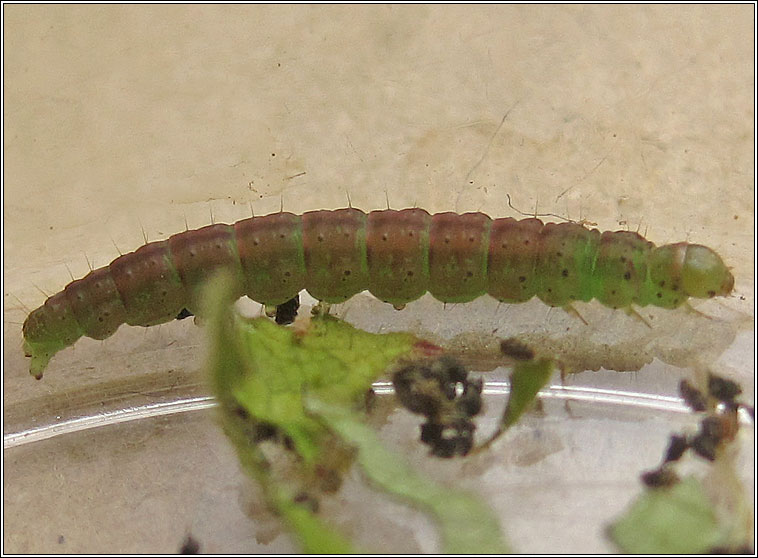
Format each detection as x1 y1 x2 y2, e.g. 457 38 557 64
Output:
22 208 734 379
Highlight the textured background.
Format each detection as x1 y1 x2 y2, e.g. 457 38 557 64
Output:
3 5 754 553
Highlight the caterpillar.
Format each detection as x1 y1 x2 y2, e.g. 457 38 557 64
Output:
22 208 734 379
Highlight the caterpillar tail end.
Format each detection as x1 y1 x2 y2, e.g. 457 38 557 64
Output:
23 341 51 380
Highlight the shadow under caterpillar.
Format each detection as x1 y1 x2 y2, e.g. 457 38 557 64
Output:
22 208 734 379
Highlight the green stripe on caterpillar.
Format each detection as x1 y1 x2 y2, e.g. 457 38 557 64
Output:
22 208 734 379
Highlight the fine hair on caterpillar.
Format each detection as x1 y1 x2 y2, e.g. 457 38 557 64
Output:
22 207 734 379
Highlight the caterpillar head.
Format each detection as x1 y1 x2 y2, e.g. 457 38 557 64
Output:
680 244 734 299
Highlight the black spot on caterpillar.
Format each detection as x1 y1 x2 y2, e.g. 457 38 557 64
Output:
22 208 734 379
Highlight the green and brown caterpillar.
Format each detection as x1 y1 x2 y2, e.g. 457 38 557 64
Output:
22 208 734 379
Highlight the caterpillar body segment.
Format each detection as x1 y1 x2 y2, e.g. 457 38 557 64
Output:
429 212 491 303
235 212 306 306
302 209 369 303
22 208 734 378
366 208 430 307
486 217 545 303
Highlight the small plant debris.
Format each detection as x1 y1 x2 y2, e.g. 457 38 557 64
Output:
640 466 680 489
274 295 300 325
175 308 194 321
609 371 753 554
499 338 535 361
663 434 690 463
392 356 483 457
179 534 200 554
679 379 707 412
707 373 742 404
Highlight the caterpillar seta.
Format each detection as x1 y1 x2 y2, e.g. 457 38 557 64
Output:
22 208 734 379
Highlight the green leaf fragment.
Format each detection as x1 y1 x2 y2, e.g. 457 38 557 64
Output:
269 486 355 554
207 279 418 464
309 398 511 554
501 358 555 429
477 357 554 450
608 476 729 553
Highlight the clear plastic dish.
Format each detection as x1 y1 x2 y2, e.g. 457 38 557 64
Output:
4 295 754 553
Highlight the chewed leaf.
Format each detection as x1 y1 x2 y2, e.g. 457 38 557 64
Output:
608 476 728 553
206 274 420 465
206 273 427 552
308 398 511 554
206 273 506 553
